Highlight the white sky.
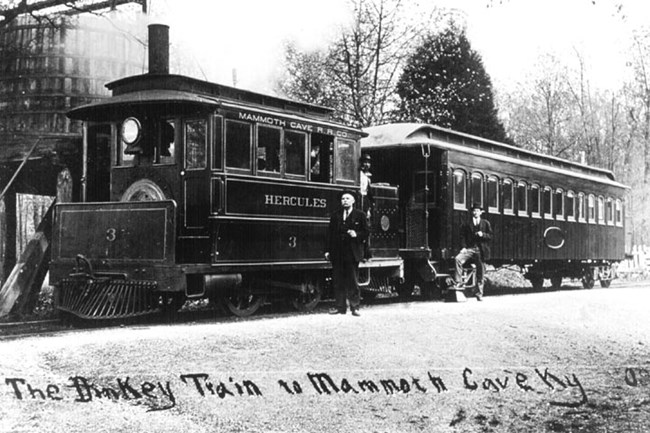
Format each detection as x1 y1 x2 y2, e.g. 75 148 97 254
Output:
144 0 649 94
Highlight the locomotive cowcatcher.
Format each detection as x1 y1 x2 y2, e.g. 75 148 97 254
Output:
48 24 403 319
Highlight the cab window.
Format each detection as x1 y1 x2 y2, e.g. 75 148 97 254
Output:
310 133 333 183
257 125 281 174
336 139 356 182
285 130 306 176
184 119 207 170
226 120 252 170
155 119 175 165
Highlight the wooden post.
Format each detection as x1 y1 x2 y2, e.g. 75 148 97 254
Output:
0 203 53 318
0 198 5 287
2 190 17 285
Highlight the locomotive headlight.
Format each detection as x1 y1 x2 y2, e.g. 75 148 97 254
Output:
122 117 141 145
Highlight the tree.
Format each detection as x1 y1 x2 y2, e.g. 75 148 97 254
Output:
277 42 347 114
503 54 574 157
395 22 509 143
0 0 145 28
277 0 442 127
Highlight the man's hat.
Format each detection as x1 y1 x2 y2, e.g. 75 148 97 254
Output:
360 153 371 162
470 203 483 211
339 190 358 201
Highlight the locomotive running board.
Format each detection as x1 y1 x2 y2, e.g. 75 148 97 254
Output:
58 278 159 319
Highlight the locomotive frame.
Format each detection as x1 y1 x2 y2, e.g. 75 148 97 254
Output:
49 24 403 319
361 123 628 296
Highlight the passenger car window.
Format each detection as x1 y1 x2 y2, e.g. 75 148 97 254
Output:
566 191 576 221
555 189 564 220
453 170 466 210
470 173 483 209
517 181 528 216
503 179 514 214
530 184 540 217
542 186 552 219
587 194 596 223
487 176 499 213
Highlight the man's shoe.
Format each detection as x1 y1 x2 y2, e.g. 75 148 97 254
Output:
476 294 483 301
351 309 360 317
329 308 345 315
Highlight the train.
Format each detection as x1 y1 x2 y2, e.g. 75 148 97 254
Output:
48 24 628 319
362 123 628 299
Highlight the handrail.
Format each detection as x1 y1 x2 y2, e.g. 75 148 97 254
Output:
0 138 41 202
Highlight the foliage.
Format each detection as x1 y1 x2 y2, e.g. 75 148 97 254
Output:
395 22 509 143
499 45 650 243
278 42 347 114
0 0 145 28
276 0 442 127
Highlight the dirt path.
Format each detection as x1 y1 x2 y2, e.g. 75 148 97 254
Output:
1 283 650 432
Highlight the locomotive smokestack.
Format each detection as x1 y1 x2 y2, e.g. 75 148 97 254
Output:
148 24 169 75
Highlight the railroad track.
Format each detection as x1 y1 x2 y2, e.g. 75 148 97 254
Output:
0 299 346 339
0 318 66 339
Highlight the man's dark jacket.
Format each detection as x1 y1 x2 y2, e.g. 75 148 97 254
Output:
460 218 493 261
327 207 368 263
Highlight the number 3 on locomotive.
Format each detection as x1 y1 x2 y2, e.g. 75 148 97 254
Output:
106 228 117 242
288 235 297 249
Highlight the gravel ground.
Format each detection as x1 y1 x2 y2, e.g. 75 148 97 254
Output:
1 281 650 433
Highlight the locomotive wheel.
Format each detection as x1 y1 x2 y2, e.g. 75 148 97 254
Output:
550 276 562 290
223 294 266 317
421 281 441 301
529 275 544 291
362 291 378 302
397 282 414 300
160 293 185 319
599 267 613 288
121 179 166 201
292 280 322 312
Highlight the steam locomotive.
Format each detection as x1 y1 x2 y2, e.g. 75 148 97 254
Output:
49 25 628 320
49 24 402 319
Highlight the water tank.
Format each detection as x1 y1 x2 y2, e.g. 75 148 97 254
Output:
0 13 146 136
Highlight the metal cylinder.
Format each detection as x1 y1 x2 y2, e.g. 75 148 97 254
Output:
148 23 169 75
203 274 243 294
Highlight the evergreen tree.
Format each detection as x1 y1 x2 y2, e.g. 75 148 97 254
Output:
396 24 509 143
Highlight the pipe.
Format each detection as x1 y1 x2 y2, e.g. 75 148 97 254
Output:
148 23 169 75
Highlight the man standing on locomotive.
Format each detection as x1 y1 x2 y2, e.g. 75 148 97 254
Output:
359 153 373 218
359 153 373 260
325 191 368 316
454 204 493 301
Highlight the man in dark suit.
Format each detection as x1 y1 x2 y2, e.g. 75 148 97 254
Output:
454 203 493 301
325 191 368 316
